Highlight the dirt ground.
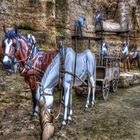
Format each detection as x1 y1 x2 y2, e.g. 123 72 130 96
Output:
0 65 140 140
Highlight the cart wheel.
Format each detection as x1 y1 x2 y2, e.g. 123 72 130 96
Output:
111 71 119 93
102 79 110 100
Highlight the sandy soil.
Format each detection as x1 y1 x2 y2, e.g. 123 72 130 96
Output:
0 65 140 140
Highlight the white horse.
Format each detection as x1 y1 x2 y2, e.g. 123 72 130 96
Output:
36 44 96 131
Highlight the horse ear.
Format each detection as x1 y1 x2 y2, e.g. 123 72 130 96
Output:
14 25 18 34
3 25 7 34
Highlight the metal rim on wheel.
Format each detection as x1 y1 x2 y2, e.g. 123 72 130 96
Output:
102 79 110 100
111 71 119 93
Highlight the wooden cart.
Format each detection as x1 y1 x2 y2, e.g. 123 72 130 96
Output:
71 36 120 100
96 56 120 100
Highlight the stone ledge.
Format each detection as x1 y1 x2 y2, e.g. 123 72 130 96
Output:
119 71 140 88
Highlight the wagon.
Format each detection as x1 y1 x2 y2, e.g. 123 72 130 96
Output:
96 56 120 100
71 35 120 100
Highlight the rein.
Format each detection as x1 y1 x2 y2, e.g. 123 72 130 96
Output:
3 53 14 60
14 58 28 64
59 46 87 86
38 84 62 120
61 70 88 86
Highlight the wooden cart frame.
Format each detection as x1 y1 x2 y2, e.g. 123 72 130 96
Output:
57 35 120 100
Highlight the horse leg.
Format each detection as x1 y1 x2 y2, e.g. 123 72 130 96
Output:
31 89 38 117
85 86 91 110
36 86 54 140
137 57 140 69
28 79 38 117
91 87 96 107
127 58 130 71
26 76 37 114
62 83 70 127
124 61 126 72
68 89 72 123
130 58 133 69
89 76 96 108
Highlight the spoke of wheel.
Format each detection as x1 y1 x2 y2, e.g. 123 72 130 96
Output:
113 78 119 92
103 85 109 100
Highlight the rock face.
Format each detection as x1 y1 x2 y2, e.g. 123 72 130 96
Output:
0 0 56 48
119 72 140 88
0 0 55 30
0 0 139 51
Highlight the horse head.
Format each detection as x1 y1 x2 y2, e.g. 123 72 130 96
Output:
2 27 19 69
2 27 29 70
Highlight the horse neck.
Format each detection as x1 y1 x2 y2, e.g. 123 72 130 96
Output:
17 39 30 63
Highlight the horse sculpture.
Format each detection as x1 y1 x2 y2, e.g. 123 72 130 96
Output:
2 27 57 117
2 27 96 139
2 28 38 115
100 41 109 65
35 43 96 139
129 47 140 70
2 29 20 73
120 42 130 72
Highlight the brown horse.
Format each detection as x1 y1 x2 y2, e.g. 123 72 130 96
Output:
2 27 59 139
2 28 57 117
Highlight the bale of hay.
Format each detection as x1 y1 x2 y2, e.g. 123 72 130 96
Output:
102 20 121 32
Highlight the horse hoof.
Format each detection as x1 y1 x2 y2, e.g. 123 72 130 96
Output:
67 119 71 125
30 112 38 120
61 120 66 129
68 115 72 120
30 115 38 120
61 124 66 130
85 107 89 112
61 100 64 105
91 104 94 108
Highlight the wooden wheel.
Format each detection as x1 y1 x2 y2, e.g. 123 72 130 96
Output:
111 71 119 93
102 79 110 100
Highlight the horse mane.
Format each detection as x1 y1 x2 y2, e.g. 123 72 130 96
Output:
18 37 29 52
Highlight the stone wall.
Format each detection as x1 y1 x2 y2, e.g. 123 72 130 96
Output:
0 0 56 30
0 0 56 48
0 0 139 51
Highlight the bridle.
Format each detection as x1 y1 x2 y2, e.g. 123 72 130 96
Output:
3 36 33 68
3 38 18 64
